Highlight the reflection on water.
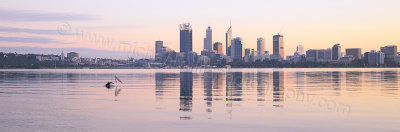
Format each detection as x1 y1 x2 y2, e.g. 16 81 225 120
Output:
0 69 399 131
179 72 193 112
114 86 121 97
273 71 284 107
203 72 212 115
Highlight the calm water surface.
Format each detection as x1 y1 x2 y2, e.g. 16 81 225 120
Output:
0 68 399 131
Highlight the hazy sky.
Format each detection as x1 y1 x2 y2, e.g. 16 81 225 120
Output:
1 0 399 58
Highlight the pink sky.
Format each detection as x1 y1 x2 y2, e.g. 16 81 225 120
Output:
1 0 399 58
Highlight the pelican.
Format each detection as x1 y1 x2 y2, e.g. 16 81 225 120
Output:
105 75 123 88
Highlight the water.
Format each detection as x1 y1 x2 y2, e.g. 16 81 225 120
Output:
0 68 399 132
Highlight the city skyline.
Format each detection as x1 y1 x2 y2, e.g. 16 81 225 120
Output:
1 1 400 131
1 0 400 59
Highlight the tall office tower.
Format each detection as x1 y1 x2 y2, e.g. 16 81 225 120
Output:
60 51 65 61
332 43 341 60
295 45 305 55
232 37 244 61
226 24 232 56
273 34 284 59
346 48 362 60
257 38 265 56
203 26 212 51
155 40 163 57
245 48 251 56
213 42 223 54
380 45 398 64
180 23 192 53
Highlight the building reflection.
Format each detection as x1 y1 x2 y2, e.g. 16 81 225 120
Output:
332 71 341 89
225 72 243 119
226 72 233 104
295 72 305 90
331 71 342 96
273 71 284 107
257 72 269 101
179 72 193 112
66 73 80 83
226 72 243 102
243 72 255 101
380 71 399 96
155 73 179 102
345 71 362 91
155 73 165 98
212 73 224 100
203 72 213 113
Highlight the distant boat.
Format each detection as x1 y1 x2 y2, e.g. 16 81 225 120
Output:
105 75 123 88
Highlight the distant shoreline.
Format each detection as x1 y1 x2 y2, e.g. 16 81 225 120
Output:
1 66 399 70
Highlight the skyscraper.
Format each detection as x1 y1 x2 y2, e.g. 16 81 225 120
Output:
345 48 362 60
294 45 305 63
180 23 192 53
295 45 305 55
203 26 212 51
60 51 65 61
232 37 244 61
257 38 265 56
226 24 232 56
332 43 341 60
213 42 223 54
245 48 251 56
155 40 163 58
380 45 398 64
273 34 284 59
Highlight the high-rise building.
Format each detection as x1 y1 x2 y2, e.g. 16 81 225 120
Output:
245 48 251 56
186 51 197 66
155 40 163 57
367 50 385 65
60 51 65 61
306 49 318 62
257 38 265 56
295 45 305 55
244 48 254 63
293 45 305 63
380 45 398 64
332 43 341 60
306 48 331 62
318 48 332 61
395 53 400 65
273 34 284 59
226 24 232 56
213 42 223 54
232 37 244 61
345 48 362 60
203 26 212 51
180 23 192 53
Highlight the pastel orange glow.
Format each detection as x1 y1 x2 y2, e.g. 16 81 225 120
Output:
1 0 399 58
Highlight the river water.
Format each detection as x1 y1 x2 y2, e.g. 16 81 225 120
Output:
0 68 399 131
